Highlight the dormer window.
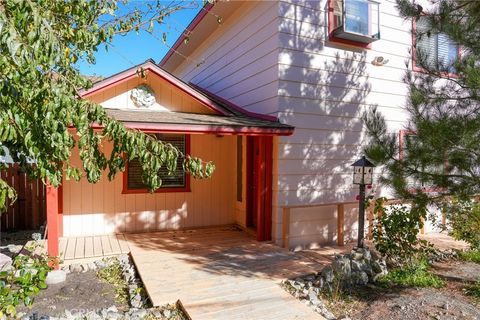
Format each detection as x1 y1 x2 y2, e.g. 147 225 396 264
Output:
329 0 380 46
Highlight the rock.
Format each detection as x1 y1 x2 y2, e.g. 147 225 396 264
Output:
332 257 351 279
443 303 449 310
106 311 123 319
321 266 334 283
308 291 322 306
151 309 163 318
94 260 107 269
7 244 22 253
107 306 118 313
351 260 363 272
163 309 171 318
360 263 374 278
304 274 315 281
46 270 67 285
363 249 372 261
0 253 12 271
371 260 383 274
313 276 324 288
352 271 369 285
69 263 83 273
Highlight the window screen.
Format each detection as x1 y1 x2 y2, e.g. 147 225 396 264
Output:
127 134 186 190
416 17 458 72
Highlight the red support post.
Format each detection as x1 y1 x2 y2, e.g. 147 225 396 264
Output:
46 181 59 268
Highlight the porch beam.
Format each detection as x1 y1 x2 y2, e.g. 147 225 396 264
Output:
46 181 59 265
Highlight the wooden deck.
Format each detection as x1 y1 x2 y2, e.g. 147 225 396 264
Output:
126 226 325 320
36 234 131 263
60 234 130 261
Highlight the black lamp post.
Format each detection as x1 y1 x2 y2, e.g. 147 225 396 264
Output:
351 156 375 248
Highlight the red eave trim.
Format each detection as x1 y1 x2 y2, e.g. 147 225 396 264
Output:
159 2 216 67
80 61 231 116
91 122 294 136
189 84 279 122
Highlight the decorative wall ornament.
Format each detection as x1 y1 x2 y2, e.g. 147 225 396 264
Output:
130 85 156 108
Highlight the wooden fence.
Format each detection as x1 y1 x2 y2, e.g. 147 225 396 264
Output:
0 164 46 231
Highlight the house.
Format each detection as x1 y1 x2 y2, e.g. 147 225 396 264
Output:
46 0 449 256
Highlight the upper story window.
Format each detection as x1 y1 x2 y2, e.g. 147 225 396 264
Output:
123 133 190 193
414 16 458 73
329 0 380 46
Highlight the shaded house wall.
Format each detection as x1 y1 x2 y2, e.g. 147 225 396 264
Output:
62 135 236 236
61 74 238 237
169 0 437 248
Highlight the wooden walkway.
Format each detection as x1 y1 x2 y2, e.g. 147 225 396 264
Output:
126 226 324 320
60 234 130 261
36 234 130 263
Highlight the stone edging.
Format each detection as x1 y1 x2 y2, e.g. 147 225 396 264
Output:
281 247 388 320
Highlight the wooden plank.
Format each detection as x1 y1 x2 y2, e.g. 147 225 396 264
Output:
127 227 321 319
282 208 290 248
283 201 358 210
100 235 113 255
84 237 95 258
59 238 68 260
74 237 85 259
93 236 103 257
64 238 76 260
337 203 345 246
117 234 130 254
26 175 35 229
108 235 122 255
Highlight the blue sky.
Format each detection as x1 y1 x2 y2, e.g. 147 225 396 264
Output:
76 1 202 77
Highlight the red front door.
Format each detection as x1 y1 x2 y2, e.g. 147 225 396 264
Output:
246 136 273 241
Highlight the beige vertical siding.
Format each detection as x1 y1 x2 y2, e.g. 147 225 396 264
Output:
87 74 216 114
62 135 236 237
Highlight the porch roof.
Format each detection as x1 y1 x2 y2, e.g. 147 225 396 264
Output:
106 108 294 135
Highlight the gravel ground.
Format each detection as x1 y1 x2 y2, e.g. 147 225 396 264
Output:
17 270 127 317
328 260 480 320
431 260 480 283
338 282 479 320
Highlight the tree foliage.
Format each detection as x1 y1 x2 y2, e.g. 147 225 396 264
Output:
364 0 480 249
364 0 480 207
0 0 215 212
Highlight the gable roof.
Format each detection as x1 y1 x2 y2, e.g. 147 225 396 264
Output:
80 59 232 116
80 60 294 136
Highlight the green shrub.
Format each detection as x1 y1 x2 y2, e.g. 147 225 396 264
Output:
443 199 480 251
371 198 433 266
458 250 480 263
97 258 129 305
377 259 445 288
0 241 53 318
